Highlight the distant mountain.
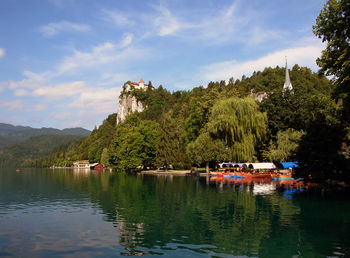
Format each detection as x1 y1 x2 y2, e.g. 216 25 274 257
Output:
0 123 91 148
0 134 85 167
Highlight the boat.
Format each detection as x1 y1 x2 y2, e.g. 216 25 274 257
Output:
236 172 272 179
272 173 294 181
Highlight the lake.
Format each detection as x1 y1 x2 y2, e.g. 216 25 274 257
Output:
0 168 349 257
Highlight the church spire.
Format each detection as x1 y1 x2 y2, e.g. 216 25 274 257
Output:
283 56 293 92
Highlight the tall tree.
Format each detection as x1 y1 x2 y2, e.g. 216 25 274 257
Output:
109 115 159 171
156 112 183 171
100 148 109 166
313 0 350 122
206 97 267 162
186 132 229 173
293 0 350 182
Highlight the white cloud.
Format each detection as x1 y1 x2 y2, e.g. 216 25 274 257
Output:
66 86 121 112
200 38 324 81
121 1 281 48
102 9 134 26
39 21 91 37
55 42 115 75
9 71 46 90
0 48 5 58
33 81 86 99
119 33 134 48
53 39 146 76
0 100 25 111
152 5 193 36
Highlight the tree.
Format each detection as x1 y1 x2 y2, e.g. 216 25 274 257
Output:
313 0 350 123
295 106 348 182
156 112 184 171
100 148 109 166
292 0 350 182
186 132 229 173
109 115 159 171
206 97 267 162
263 129 305 162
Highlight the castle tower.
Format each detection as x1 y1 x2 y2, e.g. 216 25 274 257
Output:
139 79 145 89
283 57 293 92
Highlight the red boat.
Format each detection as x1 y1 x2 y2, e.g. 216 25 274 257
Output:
236 172 272 179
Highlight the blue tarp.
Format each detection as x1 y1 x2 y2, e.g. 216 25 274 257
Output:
281 162 299 168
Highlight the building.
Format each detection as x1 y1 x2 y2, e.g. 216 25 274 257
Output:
283 57 293 92
73 161 104 170
124 79 153 91
90 163 104 170
73 160 91 169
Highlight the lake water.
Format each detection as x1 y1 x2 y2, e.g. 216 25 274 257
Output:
0 168 349 257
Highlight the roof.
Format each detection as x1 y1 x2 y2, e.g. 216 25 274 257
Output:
248 163 276 169
281 162 299 168
139 79 144 83
283 57 293 91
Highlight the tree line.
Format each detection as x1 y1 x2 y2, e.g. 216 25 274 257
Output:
33 0 350 182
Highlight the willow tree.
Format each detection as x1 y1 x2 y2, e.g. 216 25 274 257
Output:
206 97 267 162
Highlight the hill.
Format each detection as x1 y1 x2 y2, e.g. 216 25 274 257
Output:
34 65 335 170
0 134 85 168
0 123 91 148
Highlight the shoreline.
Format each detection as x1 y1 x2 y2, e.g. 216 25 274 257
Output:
140 170 192 176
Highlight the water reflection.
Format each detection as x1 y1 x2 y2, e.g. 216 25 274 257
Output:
0 169 349 257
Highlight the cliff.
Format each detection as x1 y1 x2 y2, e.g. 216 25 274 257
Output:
116 80 151 125
116 94 145 125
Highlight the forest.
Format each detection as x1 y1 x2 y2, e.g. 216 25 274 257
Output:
32 64 348 182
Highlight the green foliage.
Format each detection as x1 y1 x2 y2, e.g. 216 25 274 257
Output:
156 112 190 170
109 115 159 171
289 0 350 182
186 132 229 172
32 65 336 175
295 103 349 182
207 97 267 162
313 0 350 116
33 113 117 167
263 129 305 162
100 148 109 166
0 134 84 167
0 123 90 149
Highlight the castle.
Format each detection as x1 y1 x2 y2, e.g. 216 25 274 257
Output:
116 79 152 125
124 79 149 91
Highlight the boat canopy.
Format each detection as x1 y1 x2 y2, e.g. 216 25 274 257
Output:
218 163 245 168
218 162 276 169
247 163 276 169
281 162 299 168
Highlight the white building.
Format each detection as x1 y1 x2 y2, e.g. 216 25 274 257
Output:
283 57 293 92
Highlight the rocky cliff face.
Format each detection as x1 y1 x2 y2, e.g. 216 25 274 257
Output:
116 94 144 125
116 80 151 125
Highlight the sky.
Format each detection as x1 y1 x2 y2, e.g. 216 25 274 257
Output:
0 0 327 130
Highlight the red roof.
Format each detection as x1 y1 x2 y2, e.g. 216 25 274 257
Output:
130 82 139 85
139 79 144 83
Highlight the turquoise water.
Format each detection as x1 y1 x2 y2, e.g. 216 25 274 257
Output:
0 168 349 257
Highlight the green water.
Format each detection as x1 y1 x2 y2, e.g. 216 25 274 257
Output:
0 169 349 257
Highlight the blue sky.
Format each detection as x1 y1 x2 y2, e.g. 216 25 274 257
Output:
0 0 327 129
